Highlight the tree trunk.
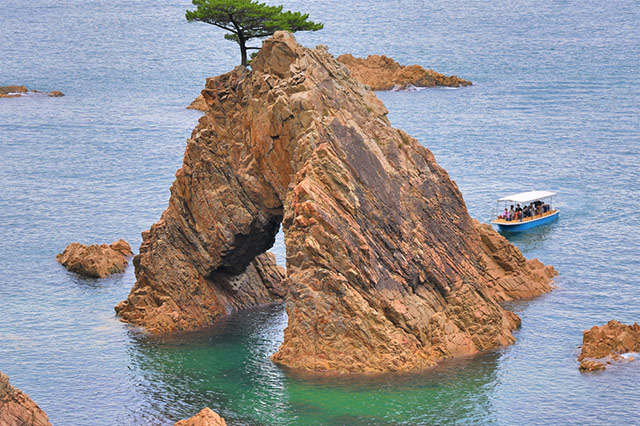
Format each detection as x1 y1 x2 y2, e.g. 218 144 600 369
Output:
239 38 247 66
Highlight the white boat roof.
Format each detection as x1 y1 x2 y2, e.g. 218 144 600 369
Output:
498 190 556 203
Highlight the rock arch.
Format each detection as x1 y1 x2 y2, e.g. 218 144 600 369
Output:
116 32 555 372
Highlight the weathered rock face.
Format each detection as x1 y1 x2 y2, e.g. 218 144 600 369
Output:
118 31 554 372
578 320 640 372
0 85 64 98
175 408 227 426
0 372 51 426
336 54 472 91
57 239 132 278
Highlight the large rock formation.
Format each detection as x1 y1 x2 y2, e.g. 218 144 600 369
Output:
57 239 132 278
175 408 227 426
118 31 555 372
0 372 51 426
0 85 64 98
578 320 640 372
336 54 472 91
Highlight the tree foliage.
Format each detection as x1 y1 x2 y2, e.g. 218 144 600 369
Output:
186 0 323 66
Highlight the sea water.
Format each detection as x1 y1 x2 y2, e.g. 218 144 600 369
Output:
1 0 638 424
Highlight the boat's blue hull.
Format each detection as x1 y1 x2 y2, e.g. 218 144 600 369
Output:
494 211 559 232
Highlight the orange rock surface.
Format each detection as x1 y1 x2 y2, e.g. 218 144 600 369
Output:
577 320 640 372
118 32 555 372
187 93 208 111
57 239 132 278
175 408 227 426
188 53 472 111
0 372 51 426
337 54 472 91
578 360 606 372
0 85 27 98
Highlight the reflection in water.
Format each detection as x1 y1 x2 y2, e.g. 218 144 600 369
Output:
125 304 503 426
498 219 558 251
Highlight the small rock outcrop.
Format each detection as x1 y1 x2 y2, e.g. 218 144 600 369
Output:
119 32 555 372
0 85 27 98
0 372 51 426
336 54 472 91
57 239 132 278
578 320 640 372
175 408 227 426
0 85 64 98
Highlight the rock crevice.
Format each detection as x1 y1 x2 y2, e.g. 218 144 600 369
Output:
118 32 555 372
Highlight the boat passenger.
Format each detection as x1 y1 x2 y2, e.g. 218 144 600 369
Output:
499 208 509 219
508 205 515 221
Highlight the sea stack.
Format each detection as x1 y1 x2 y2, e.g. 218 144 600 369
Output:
0 372 51 426
117 31 555 372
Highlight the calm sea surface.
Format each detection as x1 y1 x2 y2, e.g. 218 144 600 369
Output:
1 0 639 424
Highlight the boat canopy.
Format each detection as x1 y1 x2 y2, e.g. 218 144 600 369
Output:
497 190 556 203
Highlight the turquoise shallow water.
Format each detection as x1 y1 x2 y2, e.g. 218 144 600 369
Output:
1 0 639 425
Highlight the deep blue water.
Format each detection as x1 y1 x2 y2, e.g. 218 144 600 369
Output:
1 0 639 425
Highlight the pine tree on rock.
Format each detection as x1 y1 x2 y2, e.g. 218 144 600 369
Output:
186 0 323 66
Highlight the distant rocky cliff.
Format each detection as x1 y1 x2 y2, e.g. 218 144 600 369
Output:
119 32 554 372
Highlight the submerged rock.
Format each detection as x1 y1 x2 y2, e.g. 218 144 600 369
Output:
118 31 555 372
57 239 132 278
0 372 51 426
577 320 640 372
336 54 472 91
175 408 227 426
0 85 64 98
578 360 606 372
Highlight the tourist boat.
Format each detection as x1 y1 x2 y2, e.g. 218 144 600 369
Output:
491 190 559 231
